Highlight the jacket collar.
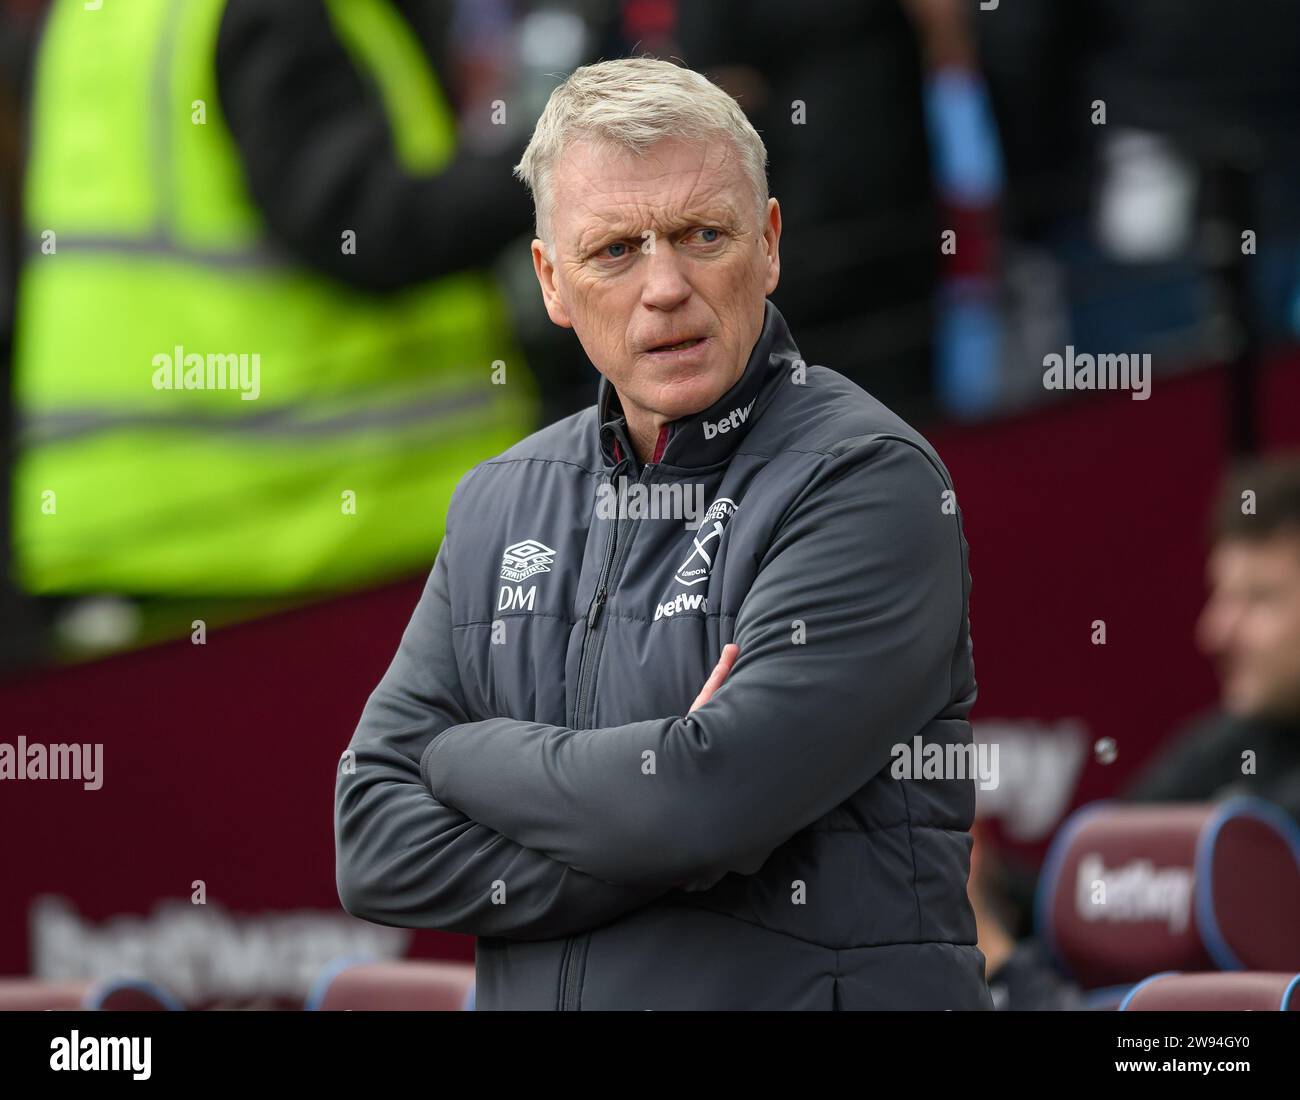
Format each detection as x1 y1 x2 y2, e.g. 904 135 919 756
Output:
596 299 799 472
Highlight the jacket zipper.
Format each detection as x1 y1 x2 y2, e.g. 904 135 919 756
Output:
571 464 624 725
558 457 653 1010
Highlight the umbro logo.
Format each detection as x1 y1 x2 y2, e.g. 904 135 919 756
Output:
500 539 556 583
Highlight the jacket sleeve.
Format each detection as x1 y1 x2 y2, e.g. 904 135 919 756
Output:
334 536 669 939
424 436 972 887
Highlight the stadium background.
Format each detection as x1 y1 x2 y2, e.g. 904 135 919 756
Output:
1 0 1298 1008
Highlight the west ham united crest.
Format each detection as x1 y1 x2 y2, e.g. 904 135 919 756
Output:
674 497 737 587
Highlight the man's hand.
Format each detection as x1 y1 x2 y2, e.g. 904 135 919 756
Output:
689 644 739 713
678 644 741 892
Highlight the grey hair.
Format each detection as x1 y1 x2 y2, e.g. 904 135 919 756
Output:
513 56 769 258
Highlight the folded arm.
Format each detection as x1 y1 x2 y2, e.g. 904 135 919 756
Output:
425 437 971 887
334 538 668 940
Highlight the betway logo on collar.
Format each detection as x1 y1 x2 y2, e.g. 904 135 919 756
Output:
702 397 756 440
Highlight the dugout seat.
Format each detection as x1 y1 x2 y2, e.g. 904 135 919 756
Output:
0 976 183 1010
1120 971 1300 1011
305 959 475 1011
1035 796 1300 995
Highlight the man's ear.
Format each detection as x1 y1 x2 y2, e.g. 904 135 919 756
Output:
531 239 573 329
761 198 782 296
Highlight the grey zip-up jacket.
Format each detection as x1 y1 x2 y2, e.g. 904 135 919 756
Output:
335 299 992 1010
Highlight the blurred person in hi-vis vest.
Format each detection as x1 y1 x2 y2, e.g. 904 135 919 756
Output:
11 0 537 598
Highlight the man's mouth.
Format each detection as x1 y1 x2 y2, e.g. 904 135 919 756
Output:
647 337 706 353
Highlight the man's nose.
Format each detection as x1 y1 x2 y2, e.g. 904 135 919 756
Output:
639 236 692 310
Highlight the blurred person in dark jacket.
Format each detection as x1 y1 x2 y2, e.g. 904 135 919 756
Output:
1124 454 1300 823
671 0 940 425
970 454 1300 1010
978 0 1300 248
0 0 46 671
976 0 1300 386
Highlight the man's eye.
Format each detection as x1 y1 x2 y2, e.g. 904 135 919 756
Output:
695 228 721 243
601 242 631 259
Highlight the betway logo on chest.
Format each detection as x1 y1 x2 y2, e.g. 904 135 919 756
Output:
702 397 756 440
654 592 708 621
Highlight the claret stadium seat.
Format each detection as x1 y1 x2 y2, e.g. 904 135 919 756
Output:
1034 797 1300 1007
1120 971 1300 1011
0 977 183 1010
305 959 475 1011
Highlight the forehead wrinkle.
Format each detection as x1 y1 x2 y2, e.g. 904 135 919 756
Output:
578 200 738 247
572 187 746 254
560 139 750 255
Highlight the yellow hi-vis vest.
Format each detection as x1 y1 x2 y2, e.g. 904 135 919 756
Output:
13 0 535 595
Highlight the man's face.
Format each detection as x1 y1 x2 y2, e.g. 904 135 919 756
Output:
1196 531 1300 720
531 136 781 430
